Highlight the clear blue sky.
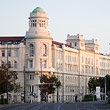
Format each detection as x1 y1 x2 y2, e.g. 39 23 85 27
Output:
0 0 110 54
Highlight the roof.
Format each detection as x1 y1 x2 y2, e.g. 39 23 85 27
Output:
52 41 62 45
32 7 45 14
52 41 71 47
0 36 24 42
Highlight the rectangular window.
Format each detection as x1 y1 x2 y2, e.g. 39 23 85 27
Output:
44 60 47 68
2 49 5 57
32 85 34 93
8 49 11 57
14 50 18 57
14 61 17 68
28 86 31 92
29 74 34 80
29 60 33 68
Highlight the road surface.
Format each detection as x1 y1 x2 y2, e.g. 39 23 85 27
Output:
0 101 110 110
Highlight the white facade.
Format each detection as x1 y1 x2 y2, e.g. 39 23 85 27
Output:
0 7 110 103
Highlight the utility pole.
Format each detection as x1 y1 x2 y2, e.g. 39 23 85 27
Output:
40 58 43 103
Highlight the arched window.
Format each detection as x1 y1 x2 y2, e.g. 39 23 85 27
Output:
8 61 11 68
30 44 34 57
1 61 5 68
43 44 47 56
14 61 17 68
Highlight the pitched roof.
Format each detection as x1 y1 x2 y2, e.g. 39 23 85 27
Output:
52 41 71 47
0 36 24 42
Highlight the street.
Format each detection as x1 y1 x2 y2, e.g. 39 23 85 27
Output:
0 101 110 110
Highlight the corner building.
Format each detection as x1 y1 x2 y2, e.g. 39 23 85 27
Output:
0 7 110 103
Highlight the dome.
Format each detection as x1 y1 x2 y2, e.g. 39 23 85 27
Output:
32 7 45 14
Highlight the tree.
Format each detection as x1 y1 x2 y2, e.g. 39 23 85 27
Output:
39 74 61 97
0 65 18 103
88 75 110 96
88 77 101 92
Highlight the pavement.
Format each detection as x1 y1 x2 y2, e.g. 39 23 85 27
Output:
0 101 110 110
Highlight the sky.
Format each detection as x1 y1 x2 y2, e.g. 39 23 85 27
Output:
0 0 110 54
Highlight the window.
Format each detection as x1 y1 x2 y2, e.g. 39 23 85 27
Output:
14 50 18 57
1 40 5 45
75 42 77 46
2 49 5 57
85 58 87 64
32 85 34 93
82 66 84 73
29 60 33 68
28 86 31 92
8 49 11 57
44 60 47 68
14 61 17 68
81 43 84 47
70 43 72 47
30 20 37 27
30 44 34 57
8 61 11 68
91 67 94 74
1 61 5 68
43 44 47 56
82 56 84 63
29 74 34 80
96 59 98 65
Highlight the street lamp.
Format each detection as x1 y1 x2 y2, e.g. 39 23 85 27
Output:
24 53 28 103
40 58 43 103
62 73 64 103
6 41 12 104
105 76 106 101
56 67 59 103
6 42 9 104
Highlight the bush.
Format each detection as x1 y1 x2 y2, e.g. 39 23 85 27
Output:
108 98 110 104
83 94 96 101
0 99 7 104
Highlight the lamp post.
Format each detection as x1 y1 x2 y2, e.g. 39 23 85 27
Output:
62 73 64 103
24 53 28 103
6 43 9 104
56 67 59 103
24 65 26 103
40 58 43 103
105 76 106 101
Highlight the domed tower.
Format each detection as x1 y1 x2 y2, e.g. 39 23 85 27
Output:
25 7 53 102
26 7 51 37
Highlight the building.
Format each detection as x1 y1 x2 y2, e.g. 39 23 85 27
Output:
0 7 110 103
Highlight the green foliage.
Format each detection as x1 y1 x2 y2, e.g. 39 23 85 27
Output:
83 94 96 101
106 75 110 93
88 75 110 95
0 65 18 94
0 98 7 104
39 74 61 94
88 77 101 92
108 98 110 104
